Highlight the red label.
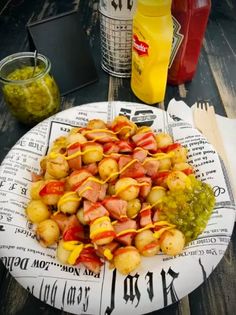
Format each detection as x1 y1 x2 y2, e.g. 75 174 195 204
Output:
133 34 149 56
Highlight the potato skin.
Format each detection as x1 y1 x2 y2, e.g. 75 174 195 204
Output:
160 229 185 256
41 193 61 206
82 143 103 164
30 180 45 200
58 192 80 214
46 155 69 179
56 240 70 264
166 171 191 191
127 199 141 218
49 136 67 154
173 162 193 172
155 133 173 148
36 219 60 247
90 217 115 245
158 158 171 171
115 177 140 201
111 116 137 138
135 230 160 256
76 208 87 225
98 158 118 181
87 119 107 130
66 132 87 145
113 246 141 275
26 200 51 223
147 186 166 205
171 146 188 165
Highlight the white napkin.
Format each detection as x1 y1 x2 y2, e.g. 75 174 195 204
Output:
167 98 236 205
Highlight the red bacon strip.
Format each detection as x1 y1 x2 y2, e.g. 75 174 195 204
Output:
103 197 127 220
83 201 109 223
132 132 157 151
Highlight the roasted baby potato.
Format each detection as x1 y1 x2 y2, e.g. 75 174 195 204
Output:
56 240 71 264
135 230 160 256
36 219 60 247
46 154 69 179
113 246 141 275
58 192 81 214
30 180 45 200
98 158 119 181
87 119 107 130
127 198 141 218
147 186 166 206
166 171 191 191
66 132 87 145
26 200 51 223
115 177 140 201
155 133 173 148
82 143 103 164
160 229 185 256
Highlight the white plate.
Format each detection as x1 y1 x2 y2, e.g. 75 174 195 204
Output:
0 102 235 314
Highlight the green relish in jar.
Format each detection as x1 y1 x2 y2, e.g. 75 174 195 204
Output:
0 52 60 125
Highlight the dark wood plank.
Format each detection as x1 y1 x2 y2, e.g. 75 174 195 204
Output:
189 225 236 315
165 48 227 117
203 0 236 118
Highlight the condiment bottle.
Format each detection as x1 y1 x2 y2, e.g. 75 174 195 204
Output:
0 52 60 125
168 0 211 85
131 0 173 104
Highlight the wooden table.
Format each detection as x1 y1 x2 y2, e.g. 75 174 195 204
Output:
0 1 235 314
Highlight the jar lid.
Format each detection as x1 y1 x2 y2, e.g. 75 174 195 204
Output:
137 0 171 17
0 52 50 85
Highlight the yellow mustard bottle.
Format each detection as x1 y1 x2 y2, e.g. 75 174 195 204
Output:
131 0 173 104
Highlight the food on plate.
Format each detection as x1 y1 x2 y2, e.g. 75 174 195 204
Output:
36 219 60 247
160 229 185 256
113 246 141 275
25 116 215 275
135 230 160 257
26 200 51 223
159 176 215 243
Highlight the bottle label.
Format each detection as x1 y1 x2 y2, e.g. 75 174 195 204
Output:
169 16 184 68
133 34 149 57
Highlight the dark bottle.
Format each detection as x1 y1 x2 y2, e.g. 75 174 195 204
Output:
168 0 211 85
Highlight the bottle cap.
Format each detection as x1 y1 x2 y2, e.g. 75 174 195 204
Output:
137 0 171 17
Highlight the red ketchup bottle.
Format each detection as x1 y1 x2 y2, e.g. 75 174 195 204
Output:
168 0 211 85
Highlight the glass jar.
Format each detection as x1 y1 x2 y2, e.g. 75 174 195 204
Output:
0 52 60 125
